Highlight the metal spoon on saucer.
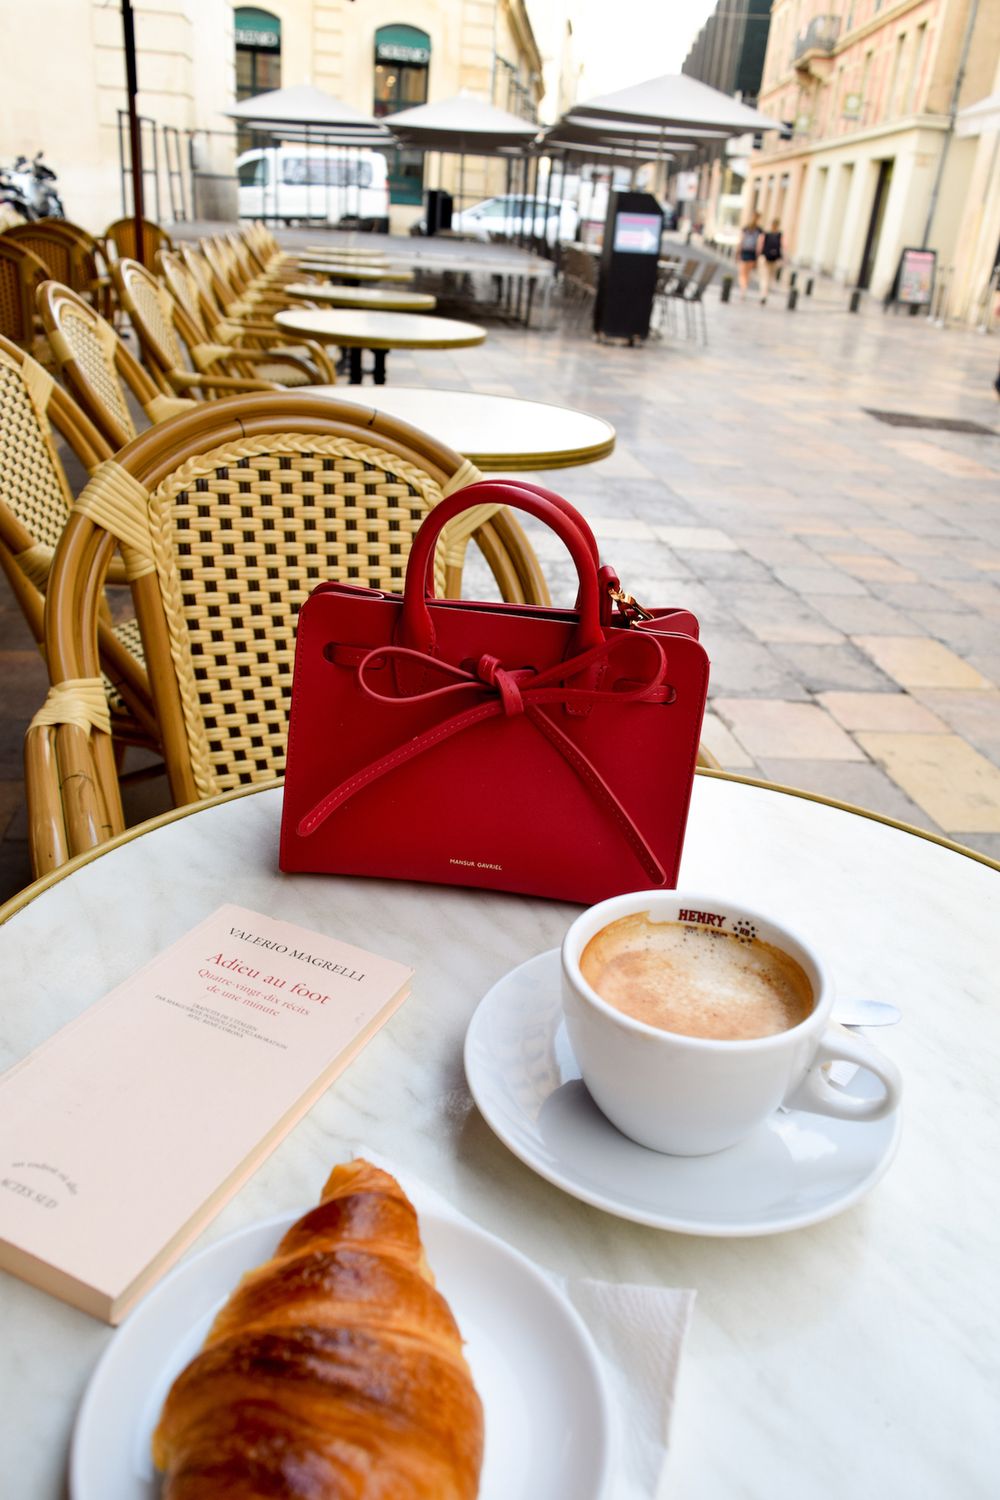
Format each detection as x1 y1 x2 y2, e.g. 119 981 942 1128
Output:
832 999 901 1029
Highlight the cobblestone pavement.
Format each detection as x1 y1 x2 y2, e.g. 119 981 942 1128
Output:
2 277 998 901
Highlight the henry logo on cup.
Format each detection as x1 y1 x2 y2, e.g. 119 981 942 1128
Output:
678 909 759 946
677 908 726 928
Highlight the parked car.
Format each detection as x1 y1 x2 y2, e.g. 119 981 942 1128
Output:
417 194 580 242
236 147 389 231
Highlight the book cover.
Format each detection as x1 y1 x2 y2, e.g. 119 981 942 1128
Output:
0 904 412 1323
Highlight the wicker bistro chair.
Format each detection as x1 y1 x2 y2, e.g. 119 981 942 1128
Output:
37 279 197 451
25 392 550 872
4 219 111 315
109 257 299 398
0 335 159 755
104 217 174 265
175 244 335 383
0 238 50 357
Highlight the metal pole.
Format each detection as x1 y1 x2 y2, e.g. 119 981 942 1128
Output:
922 0 979 248
121 0 146 263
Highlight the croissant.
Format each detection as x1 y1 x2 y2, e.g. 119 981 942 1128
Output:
152 1159 484 1498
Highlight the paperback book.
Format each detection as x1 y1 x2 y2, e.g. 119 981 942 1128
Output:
0 904 412 1322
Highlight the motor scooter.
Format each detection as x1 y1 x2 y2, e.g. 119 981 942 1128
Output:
9 153 65 219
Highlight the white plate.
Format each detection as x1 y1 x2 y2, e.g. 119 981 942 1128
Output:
71 1186 614 1500
464 949 902 1237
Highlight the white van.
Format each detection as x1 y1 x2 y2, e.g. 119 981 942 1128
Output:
236 147 390 231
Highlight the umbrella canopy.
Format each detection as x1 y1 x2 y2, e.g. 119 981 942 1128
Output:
537 133 676 167
385 92 539 152
554 117 730 150
228 85 390 137
571 73 779 133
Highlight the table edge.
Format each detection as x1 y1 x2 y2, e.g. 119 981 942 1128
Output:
2 770 994 931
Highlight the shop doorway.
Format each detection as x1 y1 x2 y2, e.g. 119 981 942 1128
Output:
858 159 894 289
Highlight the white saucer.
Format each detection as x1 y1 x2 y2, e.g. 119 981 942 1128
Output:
70 1183 613 1500
464 949 902 1237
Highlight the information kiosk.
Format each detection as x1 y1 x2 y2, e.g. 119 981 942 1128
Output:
594 191 664 341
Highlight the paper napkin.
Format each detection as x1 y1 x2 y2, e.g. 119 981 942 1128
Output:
366 1154 695 1500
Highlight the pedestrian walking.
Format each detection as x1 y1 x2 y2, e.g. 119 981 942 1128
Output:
759 220 783 304
738 214 762 300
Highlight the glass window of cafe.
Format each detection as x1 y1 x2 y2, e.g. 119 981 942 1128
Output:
235 7 281 153
373 24 430 205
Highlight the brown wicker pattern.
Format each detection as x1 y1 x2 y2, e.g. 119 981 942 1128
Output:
59 304 136 438
0 347 72 548
0 239 47 345
127 270 185 370
6 229 73 283
148 435 451 795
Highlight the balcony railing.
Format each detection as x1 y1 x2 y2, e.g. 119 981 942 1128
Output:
794 15 841 62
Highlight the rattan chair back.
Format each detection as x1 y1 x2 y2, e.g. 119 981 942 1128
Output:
0 334 157 783
4 220 107 308
104 216 174 264
0 238 48 347
157 248 211 337
37 280 192 450
26 392 550 869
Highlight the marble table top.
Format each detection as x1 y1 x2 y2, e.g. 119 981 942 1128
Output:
306 385 616 469
274 307 488 350
283 282 438 312
1 775 997 1497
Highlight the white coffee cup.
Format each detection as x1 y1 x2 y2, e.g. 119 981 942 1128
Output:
561 890 902 1156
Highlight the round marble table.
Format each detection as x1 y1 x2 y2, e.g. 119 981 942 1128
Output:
294 260 413 284
274 307 487 385
283 282 437 313
1 775 997 1498
308 385 616 469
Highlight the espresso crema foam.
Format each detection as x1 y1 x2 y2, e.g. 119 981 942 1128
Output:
579 914 814 1041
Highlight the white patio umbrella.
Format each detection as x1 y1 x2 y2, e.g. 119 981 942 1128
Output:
956 90 1000 136
570 73 780 134
384 92 540 152
227 85 390 137
384 91 541 222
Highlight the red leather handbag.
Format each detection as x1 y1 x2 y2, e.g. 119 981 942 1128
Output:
279 480 710 904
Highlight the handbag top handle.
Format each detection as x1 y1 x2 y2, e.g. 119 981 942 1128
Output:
403 480 606 656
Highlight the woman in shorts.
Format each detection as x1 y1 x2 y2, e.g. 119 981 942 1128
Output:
738 214 762 299
759 220 783 304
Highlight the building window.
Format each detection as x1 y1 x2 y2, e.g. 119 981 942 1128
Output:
235 7 280 100
235 7 281 152
374 24 431 206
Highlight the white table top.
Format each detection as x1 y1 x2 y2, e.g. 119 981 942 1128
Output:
308 385 616 469
295 260 414 283
283 282 437 312
274 307 487 350
2 775 997 1498
397 250 556 278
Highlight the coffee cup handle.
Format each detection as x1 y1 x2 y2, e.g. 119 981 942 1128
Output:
783 1024 902 1122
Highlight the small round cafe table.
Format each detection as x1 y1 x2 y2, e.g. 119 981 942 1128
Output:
282 282 437 313
1 773 997 1498
311 385 616 470
294 260 414 285
273 307 487 385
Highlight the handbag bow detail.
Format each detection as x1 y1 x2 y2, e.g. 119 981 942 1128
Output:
297 632 672 884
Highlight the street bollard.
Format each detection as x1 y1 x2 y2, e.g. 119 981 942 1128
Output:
720 274 733 303
848 289 861 313
789 270 798 289
787 287 798 311
805 277 814 296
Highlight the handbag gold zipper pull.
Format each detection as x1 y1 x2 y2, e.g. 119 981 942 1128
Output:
608 585 655 624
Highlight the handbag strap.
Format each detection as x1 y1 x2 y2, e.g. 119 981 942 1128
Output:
296 632 670 886
402 480 606 657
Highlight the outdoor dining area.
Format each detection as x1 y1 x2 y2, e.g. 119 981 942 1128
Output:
0 53 997 1500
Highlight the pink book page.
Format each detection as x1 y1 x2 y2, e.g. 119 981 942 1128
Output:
0 905 412 1310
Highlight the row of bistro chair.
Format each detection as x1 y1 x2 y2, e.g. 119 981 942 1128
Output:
0 220 553 876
